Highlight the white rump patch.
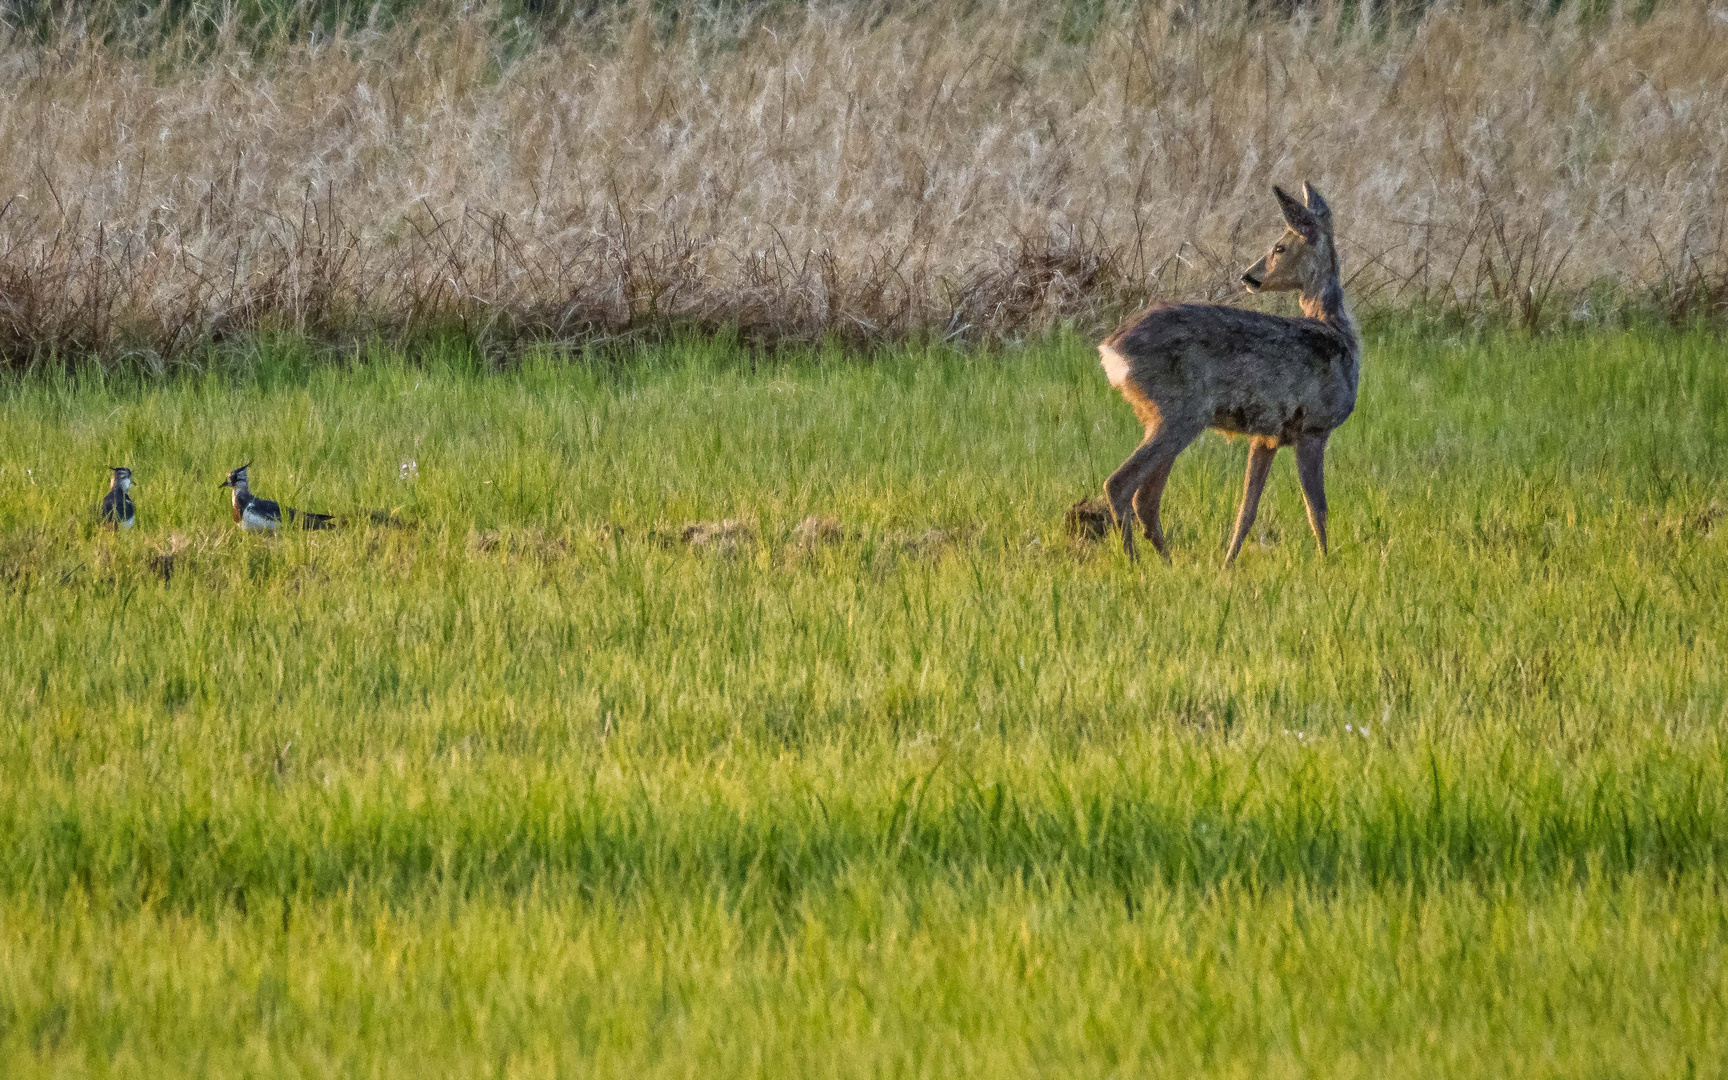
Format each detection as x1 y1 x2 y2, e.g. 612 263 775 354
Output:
1098 343 1131 387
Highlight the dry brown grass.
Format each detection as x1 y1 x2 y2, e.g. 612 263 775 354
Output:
2 1 1726 366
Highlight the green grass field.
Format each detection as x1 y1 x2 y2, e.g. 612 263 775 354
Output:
2 328 1725 1077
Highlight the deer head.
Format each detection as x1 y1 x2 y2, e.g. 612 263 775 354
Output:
1240 182 1336 297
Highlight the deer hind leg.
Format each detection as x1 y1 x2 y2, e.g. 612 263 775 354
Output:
1294 435 1330 556
1132 460 1178 560
1224 437 1279 565
1105 422 1199 562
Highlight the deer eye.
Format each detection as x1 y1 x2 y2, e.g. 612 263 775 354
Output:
1274 244 1287 254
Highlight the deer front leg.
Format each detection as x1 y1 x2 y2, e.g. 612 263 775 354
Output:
1224 437 1278 565
1294 435 1329 556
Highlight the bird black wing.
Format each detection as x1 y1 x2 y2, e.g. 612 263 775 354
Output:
99 490 134 524
248 496 284 524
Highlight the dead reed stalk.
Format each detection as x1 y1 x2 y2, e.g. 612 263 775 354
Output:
1 1 1726 366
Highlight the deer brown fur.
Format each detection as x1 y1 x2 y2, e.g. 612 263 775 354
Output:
1098 182 1360 563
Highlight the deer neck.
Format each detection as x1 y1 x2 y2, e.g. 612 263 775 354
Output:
1298 252 1358 362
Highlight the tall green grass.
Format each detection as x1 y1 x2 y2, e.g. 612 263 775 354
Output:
1 328 1724 1075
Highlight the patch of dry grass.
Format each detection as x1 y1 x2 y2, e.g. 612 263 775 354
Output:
2 1 1726 366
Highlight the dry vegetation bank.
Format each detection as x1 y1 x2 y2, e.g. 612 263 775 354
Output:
2 1 1726 367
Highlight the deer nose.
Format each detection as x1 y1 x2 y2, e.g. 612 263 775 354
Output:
1241 272 1262 289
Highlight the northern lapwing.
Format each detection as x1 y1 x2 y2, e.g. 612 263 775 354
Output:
220 463 334 531
99 466 136 530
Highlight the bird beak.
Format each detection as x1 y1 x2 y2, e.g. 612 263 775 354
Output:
219 478 232 488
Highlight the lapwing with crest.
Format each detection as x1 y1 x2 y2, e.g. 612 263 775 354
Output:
220 463 335 531
99 466 136 530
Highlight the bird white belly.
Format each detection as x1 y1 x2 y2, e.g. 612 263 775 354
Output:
241 508 278 531
1099 343 1131 388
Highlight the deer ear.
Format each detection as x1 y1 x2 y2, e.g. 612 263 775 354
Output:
1301 181 1333 233
1274 186 1321 243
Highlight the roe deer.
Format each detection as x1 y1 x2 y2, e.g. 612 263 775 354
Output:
1097 182 1359 563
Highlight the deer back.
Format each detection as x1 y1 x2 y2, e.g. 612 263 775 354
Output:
1102 303 1359 445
